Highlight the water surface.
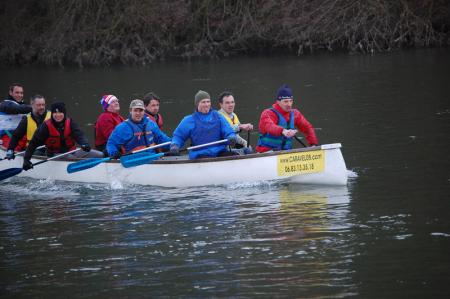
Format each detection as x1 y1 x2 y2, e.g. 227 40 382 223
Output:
1 49 449 298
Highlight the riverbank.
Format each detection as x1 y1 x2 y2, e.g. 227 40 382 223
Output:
0 0 449 67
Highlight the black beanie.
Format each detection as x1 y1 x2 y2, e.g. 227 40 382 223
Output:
51 102 66 114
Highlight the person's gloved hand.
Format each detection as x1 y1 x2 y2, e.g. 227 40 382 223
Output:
81 144 91 152
6 149 15 160
23 159 33 171
243 146 253 155
227 136 237 147
111 152 122 160
166 144 180 156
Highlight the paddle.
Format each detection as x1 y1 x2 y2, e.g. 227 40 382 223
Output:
294 136 307 147
0 145 46 161
118 139 229 169
120 152 164 168
186 139 228 151
0 148 79 182
66 141 171 173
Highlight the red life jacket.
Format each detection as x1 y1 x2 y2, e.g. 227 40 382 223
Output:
146 112 163 129
45 118 76 154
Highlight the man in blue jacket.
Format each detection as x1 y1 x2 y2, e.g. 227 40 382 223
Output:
169 90 237 159
106 99 171 159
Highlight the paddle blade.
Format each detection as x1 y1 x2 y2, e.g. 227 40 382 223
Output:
67 157 111 173
120 152 164 168
0 167 23 181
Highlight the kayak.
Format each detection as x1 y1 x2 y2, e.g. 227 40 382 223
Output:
0 143 348 187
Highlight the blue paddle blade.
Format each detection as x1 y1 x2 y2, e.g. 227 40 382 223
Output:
120 152 164 168
0 167 23 181
67 157 111 173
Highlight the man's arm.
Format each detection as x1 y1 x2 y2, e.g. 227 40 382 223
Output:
151 122 171 147
23 124 49 161
171 116 192 148
7 116 28 151
0 101 32 114
106 123 130 156
70 119 89 146
258 109 284 136
294 110 318 146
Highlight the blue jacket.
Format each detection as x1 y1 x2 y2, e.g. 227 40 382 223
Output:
172 109 236 159
107 116 171 156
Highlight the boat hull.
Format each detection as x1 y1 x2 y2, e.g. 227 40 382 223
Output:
0 144 348 187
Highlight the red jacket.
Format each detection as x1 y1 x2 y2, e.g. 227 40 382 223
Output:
95 111 124 148
256 102 318 153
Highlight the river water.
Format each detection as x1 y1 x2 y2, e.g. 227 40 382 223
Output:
0 49 449 298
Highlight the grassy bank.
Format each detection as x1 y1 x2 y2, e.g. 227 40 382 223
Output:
0 0 448 67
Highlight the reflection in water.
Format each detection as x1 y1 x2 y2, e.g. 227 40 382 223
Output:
236 185 357 297
0 179 358 298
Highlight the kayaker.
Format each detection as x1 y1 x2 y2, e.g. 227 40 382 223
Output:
168 90 238 159
106 99 171 159
0 83 32 148
256 84 318 153
0 83 31 114
95 94 124 152
22 102 103 171
218 91 253 149
143 92 164 129
5 95 50 158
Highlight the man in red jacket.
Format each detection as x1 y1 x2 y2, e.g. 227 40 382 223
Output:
256 84 318 153
95 94 124 152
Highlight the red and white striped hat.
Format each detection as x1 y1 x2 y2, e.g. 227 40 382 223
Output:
100 94 118 110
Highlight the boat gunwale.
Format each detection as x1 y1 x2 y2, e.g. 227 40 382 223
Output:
1 143 341 165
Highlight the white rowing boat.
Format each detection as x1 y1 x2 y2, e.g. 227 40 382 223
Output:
0 143 348 187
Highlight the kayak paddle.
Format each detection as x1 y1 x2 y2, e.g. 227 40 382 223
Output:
0 145 46 161
120 152 164 168
66 142 171 173
119 139 229 168
0 148 79 182
67 157 112 173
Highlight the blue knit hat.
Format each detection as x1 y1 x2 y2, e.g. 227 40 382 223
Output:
276 84 293 100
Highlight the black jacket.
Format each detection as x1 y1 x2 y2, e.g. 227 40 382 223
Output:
24 117 89 160
7 112 48 151
0 96 32 114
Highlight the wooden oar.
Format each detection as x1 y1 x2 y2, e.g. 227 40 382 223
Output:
66 142 171 173
0 145 46 161
0 148 79 182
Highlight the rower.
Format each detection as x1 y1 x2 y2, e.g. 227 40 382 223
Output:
0 83 32 148
256 84 318 153
143 92 164 129
106 99 171 159
168 90 238 159
5 94 50 159
95 94 124 152
22 102 103 171
218 91 253 151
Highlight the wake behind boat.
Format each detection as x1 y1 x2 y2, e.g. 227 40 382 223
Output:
0 143 347 187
